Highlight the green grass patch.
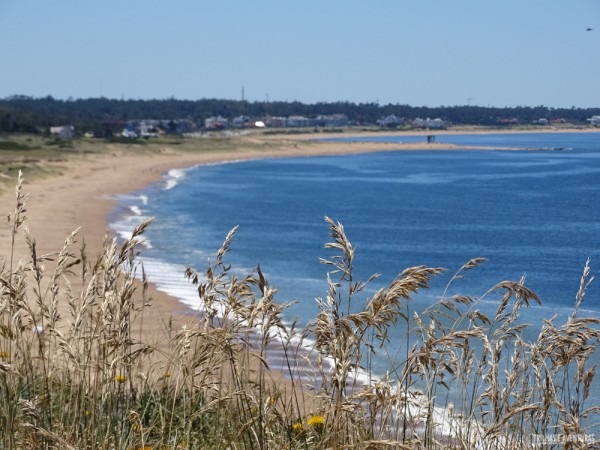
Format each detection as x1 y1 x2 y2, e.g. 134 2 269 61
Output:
106 136 148 145
0 140 34 151
44 138 75 149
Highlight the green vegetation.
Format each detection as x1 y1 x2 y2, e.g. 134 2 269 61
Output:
0 135 284 192
1 96 600 134
0 174 598 449
0 140 35 151
44 138 75 149
106 136 149 145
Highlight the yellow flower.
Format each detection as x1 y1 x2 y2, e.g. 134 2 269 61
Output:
292 422 304 433
307 415 325 427
164 372 172 378
84 410 91 417
0 351 9 359
115 374 127 383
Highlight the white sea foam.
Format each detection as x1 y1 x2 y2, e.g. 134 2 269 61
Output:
130 249 344 385
202 158 249 167
164 168 188 190
158 158 258 191
110 200 153 249
136 257 201 310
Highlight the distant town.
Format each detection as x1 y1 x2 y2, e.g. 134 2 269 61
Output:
1 96 599 139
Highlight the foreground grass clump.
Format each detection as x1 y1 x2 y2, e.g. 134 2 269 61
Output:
0 172 598 449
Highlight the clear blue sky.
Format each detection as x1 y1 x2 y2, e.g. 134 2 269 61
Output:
1 0 599 108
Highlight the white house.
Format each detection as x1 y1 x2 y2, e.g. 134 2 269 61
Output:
205 116 228 129
140 121 160 138
588 116 600 126
413 118 444 129
377 114 405 127
121 129 138 139
49 125 75 139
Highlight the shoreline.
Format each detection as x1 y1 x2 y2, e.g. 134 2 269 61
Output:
1 127 598 445
0 127 598 344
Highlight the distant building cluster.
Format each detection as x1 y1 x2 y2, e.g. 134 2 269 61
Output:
46 113 444 138
377 114 405 127
121 119 195 138
46 111 600 140
499 117 570 126
203 113 447 131
534 118 567 125
376 115 446 129
205 114 350 130
413 117 445 129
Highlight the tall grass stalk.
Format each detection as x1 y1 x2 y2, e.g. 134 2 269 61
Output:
0 173 598 449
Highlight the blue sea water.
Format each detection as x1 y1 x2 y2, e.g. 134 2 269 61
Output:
110 132 600 380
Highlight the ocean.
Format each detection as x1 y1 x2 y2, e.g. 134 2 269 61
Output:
110 131 600 382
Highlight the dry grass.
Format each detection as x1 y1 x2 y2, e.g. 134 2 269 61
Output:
0 173 598 449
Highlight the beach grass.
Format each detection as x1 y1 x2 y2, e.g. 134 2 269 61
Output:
0 133 321 192
1 165 599 449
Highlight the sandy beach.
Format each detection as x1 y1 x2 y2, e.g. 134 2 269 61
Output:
0 132 432 349
0 131 486 337
1 127 599 446
0 127 597 344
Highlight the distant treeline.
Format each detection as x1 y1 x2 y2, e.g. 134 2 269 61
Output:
1 95 599 134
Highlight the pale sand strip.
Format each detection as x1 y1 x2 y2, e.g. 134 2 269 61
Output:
0 129 595 347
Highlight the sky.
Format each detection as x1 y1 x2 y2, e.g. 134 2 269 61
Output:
0 0 599 108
